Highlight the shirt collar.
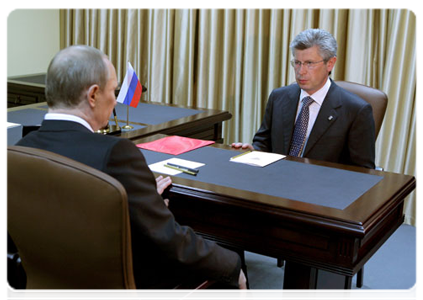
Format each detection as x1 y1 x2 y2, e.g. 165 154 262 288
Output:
300 77 331 106
44 113 94 132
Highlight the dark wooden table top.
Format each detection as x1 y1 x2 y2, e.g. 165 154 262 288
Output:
134 134 415 288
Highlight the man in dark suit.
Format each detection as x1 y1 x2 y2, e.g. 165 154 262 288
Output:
233 29 375 169
16 45 246 289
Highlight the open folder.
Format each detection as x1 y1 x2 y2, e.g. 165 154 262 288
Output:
137 135 215 155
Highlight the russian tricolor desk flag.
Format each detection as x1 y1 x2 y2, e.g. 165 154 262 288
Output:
117 62 142 108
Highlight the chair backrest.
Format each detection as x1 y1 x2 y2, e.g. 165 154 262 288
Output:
335 81 388 138
7 146 136 289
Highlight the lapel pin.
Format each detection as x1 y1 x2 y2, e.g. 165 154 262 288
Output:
328 116 333 121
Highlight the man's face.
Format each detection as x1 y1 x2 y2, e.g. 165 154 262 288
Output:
293 45 336 95
94 59 118 129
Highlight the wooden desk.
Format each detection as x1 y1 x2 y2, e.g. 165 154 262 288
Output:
7 73 231 142
7 101 231 144
135 135 416 289
7 74 46 107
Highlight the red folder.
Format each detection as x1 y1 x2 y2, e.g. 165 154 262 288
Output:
136 136 215 155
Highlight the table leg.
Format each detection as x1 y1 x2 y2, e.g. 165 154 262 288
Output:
282 261 352 300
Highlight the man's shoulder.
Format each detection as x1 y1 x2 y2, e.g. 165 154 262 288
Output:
52 127 126 150
330 82 371 109
89 133 140 155
272 83 299 94
19 122 135 153
270 83 301 100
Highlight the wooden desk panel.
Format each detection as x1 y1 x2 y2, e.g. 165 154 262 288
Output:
7 102 231 143
167 173 409 273
8 74 46 107
135 135 415 289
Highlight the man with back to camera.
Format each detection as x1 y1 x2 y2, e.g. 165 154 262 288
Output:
232 28 376 169
15 45 247 289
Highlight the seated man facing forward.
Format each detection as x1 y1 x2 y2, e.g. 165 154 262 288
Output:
233 28 375 169
16 45 246 289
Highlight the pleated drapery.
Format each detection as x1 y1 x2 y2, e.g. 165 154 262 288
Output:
61 9 416 225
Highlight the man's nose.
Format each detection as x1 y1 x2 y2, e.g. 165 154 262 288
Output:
297 63 308 74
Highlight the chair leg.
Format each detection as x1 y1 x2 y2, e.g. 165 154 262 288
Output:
356 267 364 288
7 252 26 289
277 258 284 268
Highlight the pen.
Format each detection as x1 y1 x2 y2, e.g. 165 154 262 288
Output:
167 163 199 174
164 164 198 176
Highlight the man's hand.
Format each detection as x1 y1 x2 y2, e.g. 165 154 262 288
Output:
231 142 254 151
156 175 172 194
238 269 247 289
156 175 172 207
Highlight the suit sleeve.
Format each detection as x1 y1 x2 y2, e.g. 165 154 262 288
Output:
252 93 275 152
104 139 241 286
348 103 376 169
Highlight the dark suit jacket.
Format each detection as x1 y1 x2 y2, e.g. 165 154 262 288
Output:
253 81 376 169
17 120 241 288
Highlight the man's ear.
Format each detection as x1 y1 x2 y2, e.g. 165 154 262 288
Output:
87 84 100 108
327 56 337 73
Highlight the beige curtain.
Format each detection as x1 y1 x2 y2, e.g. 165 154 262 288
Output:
61 9 416 225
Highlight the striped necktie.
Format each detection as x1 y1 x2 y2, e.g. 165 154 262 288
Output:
289 96 314 157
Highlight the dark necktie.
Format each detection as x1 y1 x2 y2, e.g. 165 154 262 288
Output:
289 96 314 157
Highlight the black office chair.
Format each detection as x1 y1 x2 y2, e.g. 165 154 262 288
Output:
8 146 216 289
277 81 388 288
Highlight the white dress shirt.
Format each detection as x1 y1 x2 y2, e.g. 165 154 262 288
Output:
44 113 94 132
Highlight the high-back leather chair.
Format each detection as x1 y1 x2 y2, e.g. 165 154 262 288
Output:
8 146 136 289
335 81 388 138
5 146 137 300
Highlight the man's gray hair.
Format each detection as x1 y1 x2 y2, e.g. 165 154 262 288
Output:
290 28 337 61
45 45 109 108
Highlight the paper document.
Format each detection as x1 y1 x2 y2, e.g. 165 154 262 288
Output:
230 151 285 167
7 122 21 129
149 158 205 176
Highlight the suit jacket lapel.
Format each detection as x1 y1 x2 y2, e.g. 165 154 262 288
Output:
282 86 301 152
303 84 342 156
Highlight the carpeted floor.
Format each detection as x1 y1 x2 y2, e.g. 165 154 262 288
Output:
245 224 416 289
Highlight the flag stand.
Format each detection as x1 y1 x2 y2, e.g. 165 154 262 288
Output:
116 61 142 130
122 106 133 129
